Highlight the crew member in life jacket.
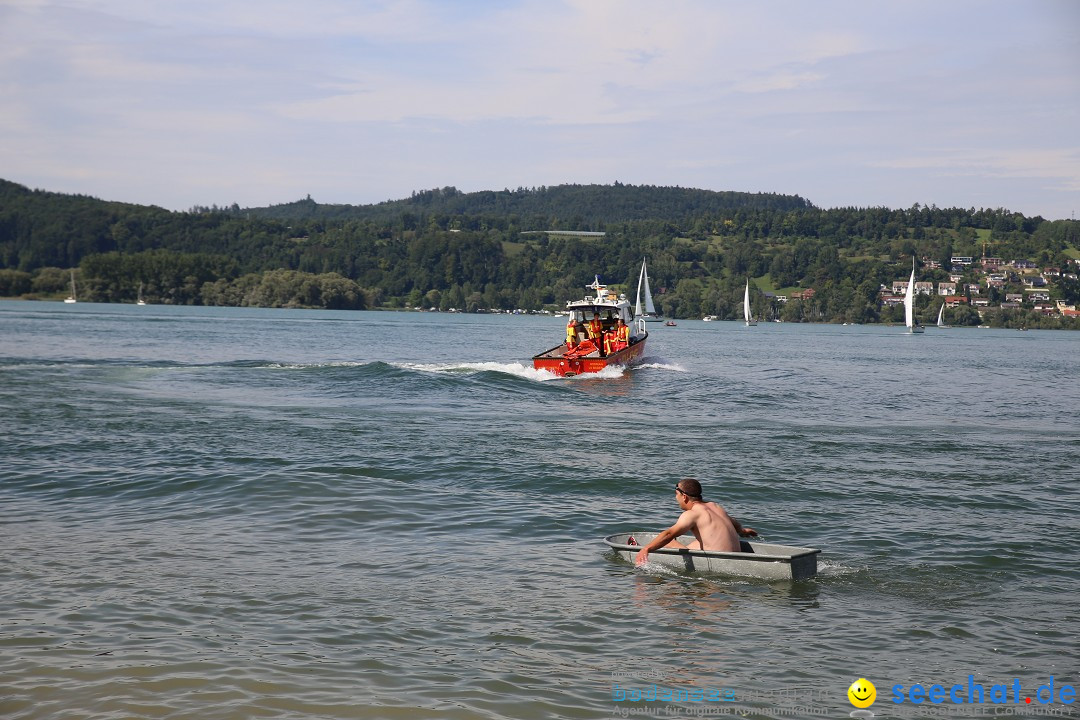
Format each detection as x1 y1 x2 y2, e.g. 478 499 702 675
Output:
603 326 616 356
587 312 603 354
566 317 579 348
616 317 630 351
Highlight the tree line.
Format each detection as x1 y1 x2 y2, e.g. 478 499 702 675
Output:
2 178 1078 327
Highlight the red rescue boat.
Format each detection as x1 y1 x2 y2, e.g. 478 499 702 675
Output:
532 275 648 377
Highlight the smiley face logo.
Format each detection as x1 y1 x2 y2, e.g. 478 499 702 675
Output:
848 678 876 708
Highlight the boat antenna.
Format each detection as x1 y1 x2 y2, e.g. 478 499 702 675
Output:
587 275 605 301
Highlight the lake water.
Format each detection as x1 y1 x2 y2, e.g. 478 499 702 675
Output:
1 300 1078 719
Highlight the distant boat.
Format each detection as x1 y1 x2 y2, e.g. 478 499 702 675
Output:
532 272 647 377
702 315 717 322
904 258 923 334
744 278 757 326
64 269 77 303
137 281 146 306
635 259 663 323
665 320 677 326
936 302 949 328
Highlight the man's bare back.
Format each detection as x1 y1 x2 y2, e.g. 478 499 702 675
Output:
677 500 742 552
634 479 756 566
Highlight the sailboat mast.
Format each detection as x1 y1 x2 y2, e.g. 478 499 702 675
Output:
635 261 645 316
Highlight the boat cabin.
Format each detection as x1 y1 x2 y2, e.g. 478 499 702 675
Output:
562 277 645 350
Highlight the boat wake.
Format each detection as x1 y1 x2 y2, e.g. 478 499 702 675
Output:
816 560 864 578
396 361 639 382
633 360 688 373
397 361 562 382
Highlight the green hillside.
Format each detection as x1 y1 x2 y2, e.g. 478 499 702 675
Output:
237 183 813 227
2 178 1078 327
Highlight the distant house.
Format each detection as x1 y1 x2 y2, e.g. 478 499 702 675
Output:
1022 276 1047 288
775 295 789 303
1064 308 1080 318
937 282 957 296
951 256 974 266
881 295 905 307
915 281 934 296
1005 293 1024 303
790 288 815 300
1025 291 1051 302
972 298 991 307
925 259 942 269
944 295 968 307
986 279 1005 289
949 273 964 283
1000 302 1021 310
982 257 1005 268
1014 260 1037 270
892 281 908 294
966 284 982 295
1033 304 1057 315
1044 267 1061 277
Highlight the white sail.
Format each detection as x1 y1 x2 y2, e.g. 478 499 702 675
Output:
635 259 657 317
937 303 945 327
642 263 656 315
904 262 915 328
64 269 77 303
744 279 756 326
904 258 921 332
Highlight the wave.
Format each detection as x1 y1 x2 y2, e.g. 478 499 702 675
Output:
1 356 688 382
395 360 560 381
633 360 687 373
394 361 637 382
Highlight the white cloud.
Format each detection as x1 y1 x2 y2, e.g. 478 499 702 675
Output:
876 149 1080 192
0 0 1077 217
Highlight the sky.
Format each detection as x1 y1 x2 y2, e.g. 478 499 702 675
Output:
1 0 1078 219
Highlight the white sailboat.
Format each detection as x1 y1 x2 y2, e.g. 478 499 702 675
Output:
64 269 77 303
137 281 146 306
936 302 949 328
744 278 757 326
904 258 923 333
635 259 662 322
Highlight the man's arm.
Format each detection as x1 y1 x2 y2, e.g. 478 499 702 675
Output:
635 511 695 566
730 517 758 538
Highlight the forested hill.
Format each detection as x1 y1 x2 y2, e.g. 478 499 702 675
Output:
3 177 1079 329
235 184 813 227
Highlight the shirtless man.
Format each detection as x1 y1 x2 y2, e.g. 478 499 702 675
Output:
634 478 757 565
